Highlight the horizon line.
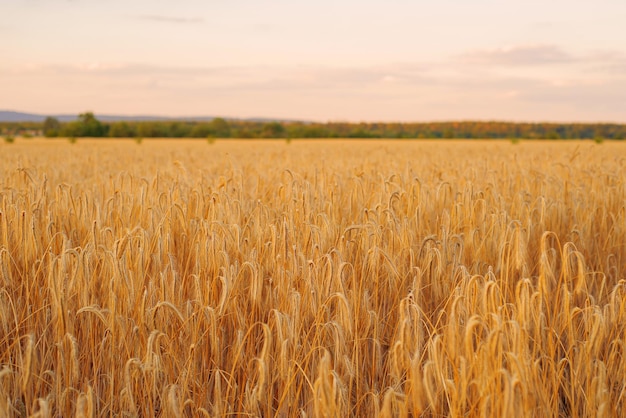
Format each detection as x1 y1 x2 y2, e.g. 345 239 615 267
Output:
2 109 626 125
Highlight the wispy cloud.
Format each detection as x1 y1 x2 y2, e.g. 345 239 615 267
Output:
460 44 574 66
2 54 626 122
133 14 204 24
584 51 626 75
0 62 434 91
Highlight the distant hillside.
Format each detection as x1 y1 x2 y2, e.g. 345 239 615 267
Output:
0 110 301 123
0 110 220 123
0 111 66 122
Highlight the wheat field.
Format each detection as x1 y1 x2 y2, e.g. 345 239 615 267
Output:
0 138 625 417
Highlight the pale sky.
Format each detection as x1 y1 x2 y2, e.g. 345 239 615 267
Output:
2 0 626 122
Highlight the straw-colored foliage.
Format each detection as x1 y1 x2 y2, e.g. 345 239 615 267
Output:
1 138 625 417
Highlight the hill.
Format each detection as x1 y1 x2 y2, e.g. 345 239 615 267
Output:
0 110 302 123
0 110 221 123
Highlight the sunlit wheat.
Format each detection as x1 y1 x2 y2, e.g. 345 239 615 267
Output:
0 138 624 416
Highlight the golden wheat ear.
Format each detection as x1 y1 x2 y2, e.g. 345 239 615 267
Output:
1 139 623 416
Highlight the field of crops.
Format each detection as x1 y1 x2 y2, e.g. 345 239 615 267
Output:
1 138 625 417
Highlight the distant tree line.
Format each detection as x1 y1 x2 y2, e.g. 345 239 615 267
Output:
2 112 626 140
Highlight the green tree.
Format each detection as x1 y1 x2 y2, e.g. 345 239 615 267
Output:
136 122 158 138
63 112 106 137
190 123 212 138
43 117 61 137
262 122 285 138
546 131 560 140
77 112 106 137
208 118 231 138
168 122 192 138
108 121 136 138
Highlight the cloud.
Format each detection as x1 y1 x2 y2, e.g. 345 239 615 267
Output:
456 45 626 78
3 56 626 122
583 51 626 75
134 14 204 24
522 79 626 104
194 64 438 94
460 44 574 66
6 62 430 91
